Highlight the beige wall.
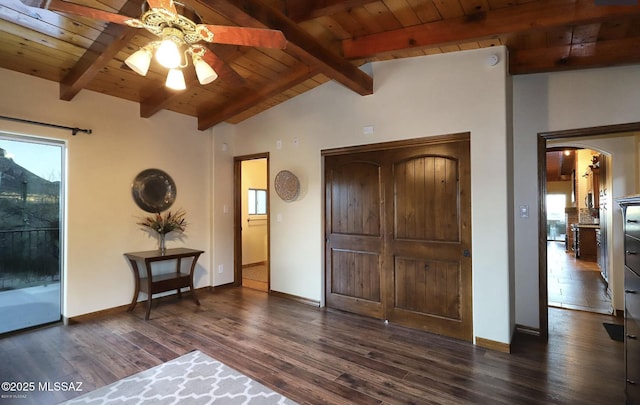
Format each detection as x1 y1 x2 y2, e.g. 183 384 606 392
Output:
0 68 213 318
213 47 513 345
3 48 639 345
513 65 640 328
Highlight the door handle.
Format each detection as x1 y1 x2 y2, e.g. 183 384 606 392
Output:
626 251 637 255
627 334 638 340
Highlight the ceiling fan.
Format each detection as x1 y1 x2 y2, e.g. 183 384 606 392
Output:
24 0 287 90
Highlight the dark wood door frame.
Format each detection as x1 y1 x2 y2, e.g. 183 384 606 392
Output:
233 153 270 288
538 122 640 340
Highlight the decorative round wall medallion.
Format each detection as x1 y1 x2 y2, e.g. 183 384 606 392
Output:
274 170 300 201
131 168 176 213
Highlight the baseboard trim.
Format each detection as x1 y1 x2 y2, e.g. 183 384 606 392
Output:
242 261 267 268
269 290 320 307
65 287 211 324
515 324 541 337
475 336 511 353
66 304 129 324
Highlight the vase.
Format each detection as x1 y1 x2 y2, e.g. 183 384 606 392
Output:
159 234 166 252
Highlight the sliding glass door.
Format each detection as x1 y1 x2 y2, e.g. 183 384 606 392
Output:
0 135 63 334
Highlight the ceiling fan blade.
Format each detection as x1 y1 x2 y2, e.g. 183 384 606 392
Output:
146 0 177 15
199 25 286 49
45 0 140 26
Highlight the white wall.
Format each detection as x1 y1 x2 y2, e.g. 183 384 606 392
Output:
213 47 513 344
0 68 213 318
513 65 640 329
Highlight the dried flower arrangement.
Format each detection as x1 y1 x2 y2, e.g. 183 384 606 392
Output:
137 208 187 235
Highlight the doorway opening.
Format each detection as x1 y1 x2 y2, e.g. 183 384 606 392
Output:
545 148 612 315
0 135 64 334
538 122 640 340
234 154 269 292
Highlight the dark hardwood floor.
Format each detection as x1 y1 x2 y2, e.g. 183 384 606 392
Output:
0 287 625 404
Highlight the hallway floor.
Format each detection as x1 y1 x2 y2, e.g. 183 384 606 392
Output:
547 240 612 314
242 263 268 292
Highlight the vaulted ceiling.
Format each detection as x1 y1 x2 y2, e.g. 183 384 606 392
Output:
1 0 639 130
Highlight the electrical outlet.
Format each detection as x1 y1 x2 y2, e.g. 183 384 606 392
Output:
218 264 224 274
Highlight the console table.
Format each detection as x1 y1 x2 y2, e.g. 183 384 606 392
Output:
124 248 204 320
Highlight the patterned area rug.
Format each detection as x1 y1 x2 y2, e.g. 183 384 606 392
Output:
62 350 297 404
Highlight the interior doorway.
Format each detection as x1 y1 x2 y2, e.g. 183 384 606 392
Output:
234 154 269 292
545 148 612 315
538 122 640 340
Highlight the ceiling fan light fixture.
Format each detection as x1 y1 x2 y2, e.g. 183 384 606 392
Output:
165 68 186 90
193 55 218 85
156 38 182 69
125 47 152 76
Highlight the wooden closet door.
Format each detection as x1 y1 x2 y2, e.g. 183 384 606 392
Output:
324 134 471 341
325 152 385 318
384 137 472 340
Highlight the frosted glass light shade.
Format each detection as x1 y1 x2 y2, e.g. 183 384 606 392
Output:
125 48 152 76
165 69 186 90
156 39 181 69
194 58 218 85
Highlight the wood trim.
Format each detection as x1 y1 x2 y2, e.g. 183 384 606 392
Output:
515 324 541 337
321 132 469 156
65 287 212 324
475 336 511 353
538 134 549 341
242 261 268 268
269 290 321 307
537 121 640 342
65 304 129 325
539 122 640 140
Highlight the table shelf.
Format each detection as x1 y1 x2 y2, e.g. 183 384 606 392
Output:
124 248 204 320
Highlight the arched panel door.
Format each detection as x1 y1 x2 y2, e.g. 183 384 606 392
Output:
324 135 471 341
384 142 472 340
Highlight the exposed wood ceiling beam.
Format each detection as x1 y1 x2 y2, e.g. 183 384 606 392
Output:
58 0 144 101
510 36 640 74
342 0 640 60
281 0 378 22
198 64 316 130
198 0 373 96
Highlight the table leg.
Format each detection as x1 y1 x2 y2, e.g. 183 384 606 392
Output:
188 254 201 306
176 257 182 299
127 259 141 312
144 261 153 320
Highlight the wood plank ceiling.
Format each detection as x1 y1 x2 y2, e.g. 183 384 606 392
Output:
1 0 639 130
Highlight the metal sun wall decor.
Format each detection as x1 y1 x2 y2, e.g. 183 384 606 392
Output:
131 168 176 212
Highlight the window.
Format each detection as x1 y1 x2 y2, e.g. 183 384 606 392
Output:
248 188 267 215
0 135 64 333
